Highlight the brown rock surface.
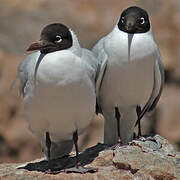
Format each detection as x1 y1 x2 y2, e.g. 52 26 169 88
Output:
0 0 180 165
0 135 179 180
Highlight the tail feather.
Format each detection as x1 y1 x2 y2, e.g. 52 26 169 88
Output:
10 74 19 91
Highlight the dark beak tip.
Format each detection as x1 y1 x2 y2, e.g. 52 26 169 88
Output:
127 26 132 31
26 42 41 52
125 24 135 32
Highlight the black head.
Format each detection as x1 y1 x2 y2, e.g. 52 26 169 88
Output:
118 6 150 34
27 23 73 53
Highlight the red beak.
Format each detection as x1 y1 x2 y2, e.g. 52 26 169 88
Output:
26 41 43 51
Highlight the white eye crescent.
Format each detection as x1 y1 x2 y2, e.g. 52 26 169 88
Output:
121 16 124 23
55 35 62 43
140 17 145 24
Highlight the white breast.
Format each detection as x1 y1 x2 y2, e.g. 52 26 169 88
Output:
100 28 157 109
24 50 96 142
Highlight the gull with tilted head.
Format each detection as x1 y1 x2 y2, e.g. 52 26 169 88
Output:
14 23 103 173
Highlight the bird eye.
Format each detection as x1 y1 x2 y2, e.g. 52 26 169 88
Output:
54 35 62 43
121 16 124 23
140 17 145 24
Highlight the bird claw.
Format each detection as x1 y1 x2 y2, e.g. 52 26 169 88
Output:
136 136 158 144
109 141 127 150
62 166 97 174
44 169 60 175
145 136 158 143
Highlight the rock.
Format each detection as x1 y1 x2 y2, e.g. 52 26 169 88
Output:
0 135 179 179
0 0 180 164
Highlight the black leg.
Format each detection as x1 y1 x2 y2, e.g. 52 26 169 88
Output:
73 130 80 166
135 106 158 144
136 106 142 137
115 107 121 143
46 132 51 170
63 130 97 174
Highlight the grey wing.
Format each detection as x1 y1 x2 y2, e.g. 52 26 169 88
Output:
148 52 164 112
136 50 164 125
11 52 40 96
81 48 99 81
18 56 30 96
92 39 108 114
95 52 107 100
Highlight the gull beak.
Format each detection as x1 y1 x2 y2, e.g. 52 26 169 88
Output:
26 40 44 52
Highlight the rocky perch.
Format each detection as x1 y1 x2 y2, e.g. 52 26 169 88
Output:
0 135 180 180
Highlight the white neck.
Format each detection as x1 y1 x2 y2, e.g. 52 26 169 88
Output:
69 29 82 57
